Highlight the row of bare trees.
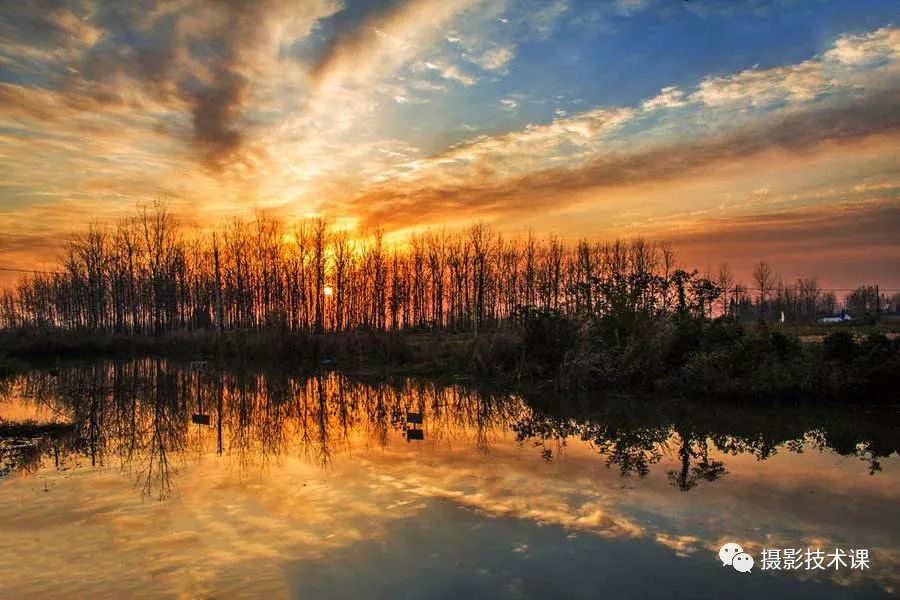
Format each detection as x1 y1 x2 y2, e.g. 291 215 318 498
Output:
0 203 879 333
720 261 890 323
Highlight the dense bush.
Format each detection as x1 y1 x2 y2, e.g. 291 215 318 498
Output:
669 327 816 399
517 312 900 402
669 328 899 401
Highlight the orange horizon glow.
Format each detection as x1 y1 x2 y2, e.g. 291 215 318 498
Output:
0 3 898 290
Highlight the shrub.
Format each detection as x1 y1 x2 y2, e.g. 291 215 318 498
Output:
822 330 857 361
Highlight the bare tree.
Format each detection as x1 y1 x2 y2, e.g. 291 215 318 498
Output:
717 263 733 317
752 260 775 317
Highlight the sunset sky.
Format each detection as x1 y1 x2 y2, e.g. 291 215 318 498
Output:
1 0 898 288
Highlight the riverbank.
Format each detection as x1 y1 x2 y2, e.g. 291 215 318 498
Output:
1 319 899 403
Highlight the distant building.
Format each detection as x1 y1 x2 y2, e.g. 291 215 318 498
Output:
819 311 853 324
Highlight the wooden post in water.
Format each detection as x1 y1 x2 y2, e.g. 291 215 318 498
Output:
213 233 224 334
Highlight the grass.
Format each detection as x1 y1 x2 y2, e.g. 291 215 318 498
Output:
0 326 483 375
768 320 900 342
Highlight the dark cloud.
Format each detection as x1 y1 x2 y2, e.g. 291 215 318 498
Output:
191 69 247 167
306 0 408 84
0 0 93 47
544 88 900 193
0 0 304 170
353 88 900 228
87 2 253 169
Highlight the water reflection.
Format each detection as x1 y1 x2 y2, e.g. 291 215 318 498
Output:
513 394 897 488
1 360 897 498
3 360 536 498
0 360 898 598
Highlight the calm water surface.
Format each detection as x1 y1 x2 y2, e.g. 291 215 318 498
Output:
0 360 898 599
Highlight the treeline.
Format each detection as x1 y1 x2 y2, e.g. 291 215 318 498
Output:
728 264 893 324
2 201 729 334
3 202 891 335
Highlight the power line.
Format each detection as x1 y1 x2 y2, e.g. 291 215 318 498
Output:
0 266 64 275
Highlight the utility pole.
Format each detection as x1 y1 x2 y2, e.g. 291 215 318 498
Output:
875 284 880 322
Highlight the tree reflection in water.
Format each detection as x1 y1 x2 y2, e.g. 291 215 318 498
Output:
509 392 897 491
1 359 897 498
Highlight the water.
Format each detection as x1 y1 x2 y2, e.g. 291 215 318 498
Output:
0 360 897 599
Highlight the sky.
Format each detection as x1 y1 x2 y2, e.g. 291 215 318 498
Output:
0 0 898 288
